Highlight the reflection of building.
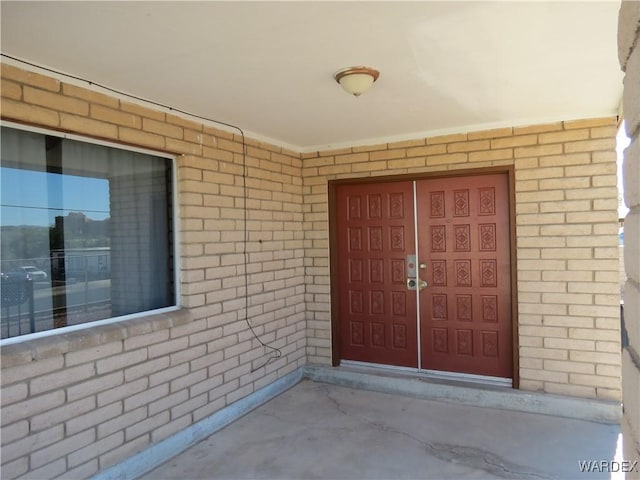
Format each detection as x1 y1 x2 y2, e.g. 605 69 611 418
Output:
53 212 109 239
55 212 85 235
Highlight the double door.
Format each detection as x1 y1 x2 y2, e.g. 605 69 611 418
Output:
335 173 513 379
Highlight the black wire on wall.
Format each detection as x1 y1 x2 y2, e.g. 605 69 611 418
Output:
1 53 282 371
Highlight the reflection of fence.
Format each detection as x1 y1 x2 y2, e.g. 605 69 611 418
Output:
1 249 112 339
1 249 111 283
51 248 111 281
1 273 35 337
1 279 112 339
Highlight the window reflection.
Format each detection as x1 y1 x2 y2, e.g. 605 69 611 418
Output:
1 127 174 339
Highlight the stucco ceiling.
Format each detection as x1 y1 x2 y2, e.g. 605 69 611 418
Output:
0 1 623 152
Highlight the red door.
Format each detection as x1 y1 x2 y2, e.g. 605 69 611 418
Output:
336 181 418 367
416 174 512 378
335 173 513 379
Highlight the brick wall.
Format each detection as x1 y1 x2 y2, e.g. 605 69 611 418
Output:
618 0 640 469
0 63 306 479
302 119 622 400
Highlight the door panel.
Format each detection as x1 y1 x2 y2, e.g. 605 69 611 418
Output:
335 173 513 379
336 181 418 367
416 174 513 378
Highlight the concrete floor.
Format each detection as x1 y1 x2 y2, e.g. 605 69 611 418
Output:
142 379 622 480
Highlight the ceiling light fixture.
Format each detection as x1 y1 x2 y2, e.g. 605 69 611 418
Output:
334 66 380 97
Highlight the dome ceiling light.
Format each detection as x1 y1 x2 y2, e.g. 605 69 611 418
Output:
334 66 380 97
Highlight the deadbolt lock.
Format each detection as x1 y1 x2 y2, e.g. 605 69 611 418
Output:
407 277 428 291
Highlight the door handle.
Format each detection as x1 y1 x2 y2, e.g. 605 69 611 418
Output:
407 255 428 291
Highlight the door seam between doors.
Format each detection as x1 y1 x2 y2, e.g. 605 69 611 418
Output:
413 180 422 370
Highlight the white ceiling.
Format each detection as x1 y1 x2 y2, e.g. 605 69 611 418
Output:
0 1 623 152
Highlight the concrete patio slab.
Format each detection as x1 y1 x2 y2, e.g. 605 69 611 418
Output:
141 379 623 479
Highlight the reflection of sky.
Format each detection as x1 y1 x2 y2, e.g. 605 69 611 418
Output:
1 168 110 227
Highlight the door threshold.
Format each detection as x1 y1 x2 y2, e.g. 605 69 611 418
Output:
308 365 621 424
340 360 512 388
421 369 512 388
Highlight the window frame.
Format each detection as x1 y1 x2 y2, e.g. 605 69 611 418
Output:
0 120 181 345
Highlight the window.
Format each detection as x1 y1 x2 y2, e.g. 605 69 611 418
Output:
1 126 176 340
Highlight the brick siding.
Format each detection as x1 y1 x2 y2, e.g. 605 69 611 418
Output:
0 63 305 479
